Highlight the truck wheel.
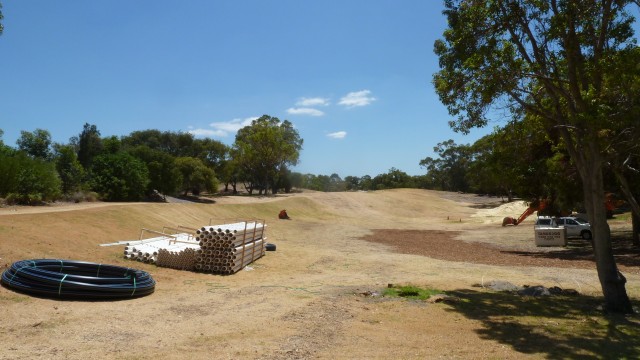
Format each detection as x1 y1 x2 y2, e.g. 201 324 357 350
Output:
266 243 276 251
581 231 592 240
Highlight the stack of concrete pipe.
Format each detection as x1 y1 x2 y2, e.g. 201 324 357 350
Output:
123 233 199 266
194 221 267 275
122 221 267 274
155 244 199 271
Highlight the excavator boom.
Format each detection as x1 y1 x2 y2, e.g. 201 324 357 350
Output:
517 207 535 224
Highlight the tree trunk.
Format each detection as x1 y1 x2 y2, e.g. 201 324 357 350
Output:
633 213 640 247
612 167 640 246
579 149 633 313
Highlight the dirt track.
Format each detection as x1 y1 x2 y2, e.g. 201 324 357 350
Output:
0 189 638 359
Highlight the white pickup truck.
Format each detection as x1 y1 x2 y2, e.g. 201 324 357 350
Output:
556 217 592 240
535 216 592 240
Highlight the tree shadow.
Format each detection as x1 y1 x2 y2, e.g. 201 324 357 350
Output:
444 289 640 359
500 230 640 268
175 195 216 204
469 202 505 209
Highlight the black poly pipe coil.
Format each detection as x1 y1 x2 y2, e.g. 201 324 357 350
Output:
1 259 155 300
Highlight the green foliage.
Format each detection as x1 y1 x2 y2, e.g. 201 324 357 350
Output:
122 130 227 167
293 170 423 192
191 138 228 173
0 153 61 204
372 168 415 190
127 145 182 195
296 173 341 192
383 285 444 301
53 144 85 194
434 0 639 312
16 129 53 160
122 130 226 195
217 157 242 194
420 140 471 192
76 123 103 169
65 190 99 203
232 115 302 194
102 135 122 154
0 129 15 156
90 152 149 201
174 156 217 196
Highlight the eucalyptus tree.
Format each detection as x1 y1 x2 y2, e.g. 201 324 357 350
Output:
232 115 303 195
0 130 12 155
75 123 103 170
434 0 639 312
53 144 85 194
90 152 149 201
419 140 472 192
16 129 53 160
174 156 217 196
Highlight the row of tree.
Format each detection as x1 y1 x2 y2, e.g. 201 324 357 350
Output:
289 168 428 192
0 115 303 203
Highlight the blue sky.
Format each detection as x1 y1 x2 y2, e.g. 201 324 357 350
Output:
1 2 637 177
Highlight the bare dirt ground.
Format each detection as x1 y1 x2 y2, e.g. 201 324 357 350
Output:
0 189 638 359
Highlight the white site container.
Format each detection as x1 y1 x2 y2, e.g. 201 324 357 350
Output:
534 227 567 247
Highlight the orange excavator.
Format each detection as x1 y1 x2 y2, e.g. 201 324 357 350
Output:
502 199 549 226
502 194 624 226
605 193 625 218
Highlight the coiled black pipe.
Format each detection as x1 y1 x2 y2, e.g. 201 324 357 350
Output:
1 259 155 299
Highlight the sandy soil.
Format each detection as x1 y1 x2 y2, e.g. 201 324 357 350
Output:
0 189 638 359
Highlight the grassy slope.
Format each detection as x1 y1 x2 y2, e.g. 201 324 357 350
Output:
0 195 333 265
1 189 638 360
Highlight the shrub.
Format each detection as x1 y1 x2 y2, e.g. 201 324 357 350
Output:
0 153 62 204
90 152 149 201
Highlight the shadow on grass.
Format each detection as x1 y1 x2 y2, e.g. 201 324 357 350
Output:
175 195 216 204
501 229 640 268
445 289 640 359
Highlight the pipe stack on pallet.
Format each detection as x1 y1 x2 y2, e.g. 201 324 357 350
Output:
124 233 199 266
194 221 266 275
156 244 199 271
121 220 267 275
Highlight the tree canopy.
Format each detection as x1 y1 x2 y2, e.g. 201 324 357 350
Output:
434 0 639 312
232 115 303 194
16 129 53 160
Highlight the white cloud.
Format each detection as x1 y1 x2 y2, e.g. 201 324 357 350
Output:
286 107 325 116
338 90 376 107
188 117 257 138
296 97 329 107
188 128 227 137
210 117 257 132
327 131 347 139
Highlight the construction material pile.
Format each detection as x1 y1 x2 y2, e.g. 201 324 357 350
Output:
2 259 155 299
120 220 267 275
124 232 199 270
194 221 266 275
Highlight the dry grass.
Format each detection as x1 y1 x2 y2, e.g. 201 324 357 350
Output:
1 189 638 360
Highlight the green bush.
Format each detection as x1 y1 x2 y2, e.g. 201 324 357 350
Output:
0 153 62 204
90 152 149 201
64 190 99 203
383 285 444 300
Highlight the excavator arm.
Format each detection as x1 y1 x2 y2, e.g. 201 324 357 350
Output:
516 206 536 224
515 199 548 225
